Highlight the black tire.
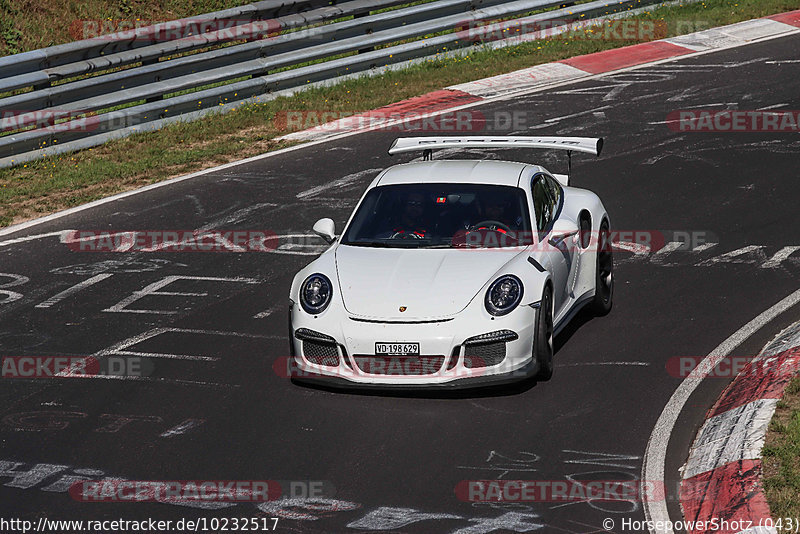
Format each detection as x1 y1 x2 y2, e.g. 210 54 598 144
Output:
590 221 614 316
534 286 554 381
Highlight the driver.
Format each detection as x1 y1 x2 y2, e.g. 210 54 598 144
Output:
484 197 510 228
390 192 428 239
474 194 515 233
458 193 522 248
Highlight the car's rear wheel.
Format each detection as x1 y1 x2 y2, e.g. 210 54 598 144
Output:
534 286 554 381
590 221 613 315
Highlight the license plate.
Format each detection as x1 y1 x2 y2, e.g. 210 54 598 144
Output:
375 342 420 356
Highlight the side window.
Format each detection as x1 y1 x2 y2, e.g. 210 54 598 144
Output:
531 175 554 232
544 174 561 209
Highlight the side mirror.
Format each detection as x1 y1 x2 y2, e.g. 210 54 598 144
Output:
548 219 579 247
312 218 337 244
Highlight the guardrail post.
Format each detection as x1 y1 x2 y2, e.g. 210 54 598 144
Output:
355 11 374 54
142 57 162 103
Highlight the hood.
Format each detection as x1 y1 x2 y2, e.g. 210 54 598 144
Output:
335 245 523 320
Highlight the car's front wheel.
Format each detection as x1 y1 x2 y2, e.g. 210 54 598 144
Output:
590 221 613 315
534 285 554 381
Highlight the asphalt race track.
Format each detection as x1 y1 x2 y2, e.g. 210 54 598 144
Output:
1 34 799 534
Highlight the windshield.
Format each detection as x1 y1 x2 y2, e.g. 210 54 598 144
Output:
341 183 533 249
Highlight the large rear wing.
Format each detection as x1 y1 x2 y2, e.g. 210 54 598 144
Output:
388 136 603 186
388 136 603 156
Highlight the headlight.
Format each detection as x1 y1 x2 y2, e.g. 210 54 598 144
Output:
485 275 523 316
300 274 333 314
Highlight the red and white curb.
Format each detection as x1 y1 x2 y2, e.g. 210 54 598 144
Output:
280 10 800 142
679 322 800 534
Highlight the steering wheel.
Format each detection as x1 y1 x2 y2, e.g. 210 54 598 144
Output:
468 220 512 233
390 230 425 240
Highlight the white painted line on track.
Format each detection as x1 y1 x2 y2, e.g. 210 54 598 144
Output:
253 306 279 319
80 373 241 389
296 168 383 199
89 327 279 363
111 350 218 362
642 288 800 534
102 275 259 314
543 105 613 124
758 103 790 110
57 327 283 389
0 230 67 246
34 273 113 309
160 419 204 437
762 246 800 268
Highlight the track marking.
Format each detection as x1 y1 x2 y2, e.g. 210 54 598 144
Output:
692 243 717 253
543 106 613 124
34 274 113 309
91 327 280 359
649 242 685 265
758 102 789 110
271 233 329 255
79 374 242 389
102 275 259 314
0 273 29 305
160 418 205 438
196 202 277 232
57 327 281 388
642 288 800 534
763 246 800 268
253 306 279 319
110 350 217 362
296 168 383 199
0 231 66 247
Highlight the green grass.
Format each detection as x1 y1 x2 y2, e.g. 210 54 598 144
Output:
763 376 800 529
1 0 799 226
0 0 248 55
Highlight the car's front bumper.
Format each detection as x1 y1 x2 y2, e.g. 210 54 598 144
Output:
290 357 540 390
288 302 538 387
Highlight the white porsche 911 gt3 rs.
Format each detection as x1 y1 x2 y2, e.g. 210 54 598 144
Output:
288 136 613 388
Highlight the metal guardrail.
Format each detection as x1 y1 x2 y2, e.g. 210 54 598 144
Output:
0 1 340 80
0 0 665 167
